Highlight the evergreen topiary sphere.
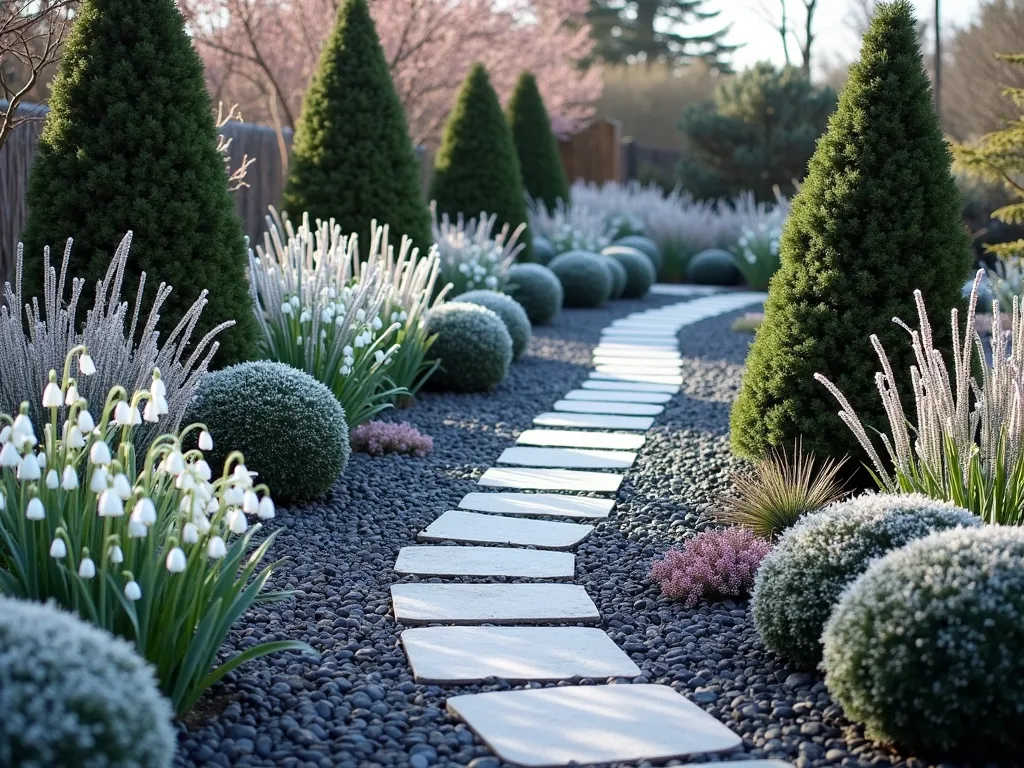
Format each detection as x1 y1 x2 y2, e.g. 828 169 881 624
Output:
186 361 350 503
686 249 743 285
505 263 563 325
752 493 979 668
0 597 175 767
548 250 612 308
612 235 662 275
822 526 1024 758
459 289 532 360
532 236 557 265
426 303 513 391
606 246 655 298
601 255 627 299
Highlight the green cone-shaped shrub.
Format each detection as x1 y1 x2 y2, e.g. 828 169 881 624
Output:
21 0 256 365
431 64 532 260
548 251 612 307
505 263 563 324
731 0 971 462
606 246 655 298
459 289 532 360
507 72 569 211
426 303 513 391
282 0 430 248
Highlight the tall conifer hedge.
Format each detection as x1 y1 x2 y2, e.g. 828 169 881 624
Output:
507 72 569 211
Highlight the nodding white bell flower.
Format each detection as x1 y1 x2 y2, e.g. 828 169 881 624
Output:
399 311 407 322
354 333 367 349
343 345 354 358
78 353 96 376
356 308 366 322
45 469 59 489
199 431 213 451
89 466 109 493
12 413 34 439
129 405 142 426
194 459 212 481
175 470 197 492
49 538 67 559
321 307 334 323
0 425 10 443
295 335 303 346
128 518 148 538
112 473 132 500
68 429 86 449
340 364 352 376
223 485 244 507
78 557 96 579
193 512 212 535
374 350 386 365
90 441 112 465
372 315 383 330
334 314 345 327
207 536 227 560
42 381 63 408
37 452 46 469
25 497 45 520
242 490 259 514
78 410 95 433
391 311 400 323
12 430 35 450
227 508 249 535
231 465 253 488
281 301 293 315
132 497 157 527
18 453 42 482
289 295 300 309
108 545 124 564
62 465 79 490
182 522 199 544
206 497 220 515
114 401 132 426
155 395 169 416
165 547 187 573
150 374 166 400
0 492 5 510
97 490 124 518
190 494 208 516
124 580 142 601
162 450 185 476
299 309 312 323
0 442 20 467
258 495 276 520
143 398 160 423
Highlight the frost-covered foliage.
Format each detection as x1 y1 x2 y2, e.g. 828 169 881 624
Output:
527 197 612 254
187 361 349 502
822 526 1024 757
351 421 433 457
426 303 512 392
601 254 627 300
0 233 229 452
458 290 531 360
973 255 1024 310
505 263 563 325
604 246 655 298
0 597 176 767
548 251 612 308
729 221 783 290
650 527 772 608
610 234 662 275
752 493 980 668
432 204 525 298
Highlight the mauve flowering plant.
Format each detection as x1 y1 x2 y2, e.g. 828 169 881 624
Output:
350 421 433 457
649 527 772 608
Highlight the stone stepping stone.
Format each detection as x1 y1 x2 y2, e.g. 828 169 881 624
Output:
581 379 679 394
533 412 655 431
479 467 623 493
401 626 640 684
516 428 646 450
391 583 600 625
601 332 678 342
447 684 742 767
595 364 683 377
589 371 683 386
395 546 575 579
565 389 672 404
596 340 678 350
594 353 682 365
553 399 663 417
498 445 636 470
459 492 615 519
419 509 594 549
592 347 682 360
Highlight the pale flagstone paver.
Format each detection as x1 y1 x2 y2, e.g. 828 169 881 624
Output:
497 446 636 470
459 492 615 519
589 371 683 386
533 412 655 431
553 399 663 417
601 332 678 341
479 467 623 493
446 684 742 767
395 546 575 579
595 340 678 350
594 352 682 363
391 583 600 625
564 389 672 404
649 283 720 296
592 347 682 360
401 626 640 684
594 360 683 373
419 509 594 549
516 428 646 450
581 379 679 394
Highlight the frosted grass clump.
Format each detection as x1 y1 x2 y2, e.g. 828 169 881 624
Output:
823 526 1024 757
730 221 782 290
527 197 613 254
752 493 979 668
432 203 525 298
0 596 176 767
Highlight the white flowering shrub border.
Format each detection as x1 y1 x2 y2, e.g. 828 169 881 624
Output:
432 204 525 298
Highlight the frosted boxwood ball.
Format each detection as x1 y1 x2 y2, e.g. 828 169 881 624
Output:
532 235 557 265
426 302 513 391
0 597 176 768
548 250 612 308
605 246 655 298
459 289 532 360
505 263 563 324
687 248 743 285
823 527 1024 758
601 254 627 300
186 361 350 503
752 493 979 668
611 234 662 275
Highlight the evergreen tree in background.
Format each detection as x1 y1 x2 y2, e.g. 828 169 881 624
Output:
21 0 256 365
507 72 569 211
431 64 532 260
282 0 430 248
730 0 971 465
678 63 836 201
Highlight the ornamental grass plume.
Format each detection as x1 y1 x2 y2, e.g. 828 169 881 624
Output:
350 421 433 457
526 197 613 254
431 202 525 298
817 269 1024 525
649 527 772 608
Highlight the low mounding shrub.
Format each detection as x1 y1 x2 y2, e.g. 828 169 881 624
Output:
612 234 662 275
601 255 627 300
187 361 350 503
426 303 512 392
686 248 743 285
548 251 612 308
650 527 772 608
351 421 433 457
0 597 176 767
459 290 532 360
822 526 1024 758
505 263 563 325
533 236 557 265
752 493 980 668
605 246 655 298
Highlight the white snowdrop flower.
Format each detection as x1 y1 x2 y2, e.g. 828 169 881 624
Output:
198 431 214 451
143 399 160 423
281 302 293 315
112 473 132 500
128 518 148 538
289 295 300 308
207 536 227 559
163 450 185 476
374 350 385 365
129 406 142 426
354 333 367 349
321 307 334 323
206 497 220 514
68 430 86 449
78 410 95 433
89 466 109 493
227 508 249 535
124 581 142 601
166 547 187 573
0 492 5 511
194 460 212 481
296 335 303 346
343 355 354 368
150 375 166 400
356 308 366 322
155 394 169 416
25 497 45 520
175 471 196 492
182 522 199 544
18 453 42 482
98 490 124 518
0 425 9 442
42 381 63 408
300 309 312 323
0 442 20 467
328 286 337 299
62 465 79 490
49 538 67 559
372 315 383 330
339 365 351 376
78 557 96 579
334 315 345 327
391 311 399 323
132 497 157 527
37 452 45 469
398 311 407 322
224 485 244 507
193 512 211 535
108 545 124 564
45 469 59 489
90 441 112 465
242 490 259 514
12 413 34 439
78 353 96 376
232 465 254 487
258 495 276 520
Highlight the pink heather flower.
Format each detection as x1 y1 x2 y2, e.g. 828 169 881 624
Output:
350 421 434 457
649 527 772 608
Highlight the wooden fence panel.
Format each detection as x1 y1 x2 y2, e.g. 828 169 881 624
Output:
558 118 622 185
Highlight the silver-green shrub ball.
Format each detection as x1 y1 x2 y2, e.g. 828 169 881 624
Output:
548 250 612 308
823 526 1024 758
505 263 563 325
601 255 627 299
605 246 655 298
752 493 979 668
459 289 532 360
186 361 349 503
612 235 661 275
532 236 556 265
427 302 513 391
0 597 175 768
686 248 743 285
